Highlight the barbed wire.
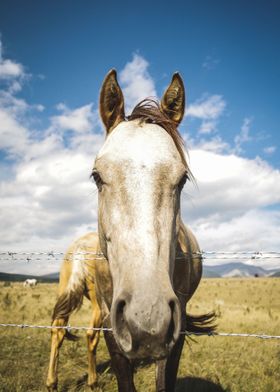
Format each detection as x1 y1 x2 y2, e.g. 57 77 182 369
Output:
0 323 279 339
0 323 112 332
0 250 280 262
2 251 280 256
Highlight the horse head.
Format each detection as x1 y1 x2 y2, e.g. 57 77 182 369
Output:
93 70 191 359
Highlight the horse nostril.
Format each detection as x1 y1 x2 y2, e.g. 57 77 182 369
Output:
166 299 180 346
116 299 126 322
113 297 133 353
114 299 127 333
169 299 175 311
166 300 175 344
116 300 125 316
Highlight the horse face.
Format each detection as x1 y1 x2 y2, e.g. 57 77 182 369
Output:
94 71 187 359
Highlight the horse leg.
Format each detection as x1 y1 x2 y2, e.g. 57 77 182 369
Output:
87 289 102 388
46 258 73 391
103 330 136 392
155 312 186 392
46 317 68 391
155 334 185 392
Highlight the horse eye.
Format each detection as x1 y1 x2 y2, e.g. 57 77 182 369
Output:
178 173 188 190
91 170 103 191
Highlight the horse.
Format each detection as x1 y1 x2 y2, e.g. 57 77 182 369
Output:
23 278 37 287
46 232 107 390
91 70 214 391
47 70 215 391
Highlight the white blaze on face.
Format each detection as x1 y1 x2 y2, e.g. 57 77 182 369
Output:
99 120 180 164
95 120 186 288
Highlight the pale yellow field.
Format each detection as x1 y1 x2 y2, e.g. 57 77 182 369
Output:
0 278 279 391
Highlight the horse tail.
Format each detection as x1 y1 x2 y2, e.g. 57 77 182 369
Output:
186 311 216 335
52 249 87 340
52 288 84 321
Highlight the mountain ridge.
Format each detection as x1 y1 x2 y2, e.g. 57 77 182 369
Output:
1 262 279 281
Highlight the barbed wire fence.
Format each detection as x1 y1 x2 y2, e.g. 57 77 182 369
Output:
0 323 279 340
1 250 280 261
0 250 279 340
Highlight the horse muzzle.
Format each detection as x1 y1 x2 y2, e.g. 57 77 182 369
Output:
111 291 181 359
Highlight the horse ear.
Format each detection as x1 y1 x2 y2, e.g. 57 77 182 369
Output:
160 73 185 125
100 69 125 134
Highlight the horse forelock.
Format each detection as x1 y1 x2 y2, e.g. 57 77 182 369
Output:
126 98 193 182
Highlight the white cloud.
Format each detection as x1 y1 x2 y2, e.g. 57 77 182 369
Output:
0 88 47 160
234 117 252 154
263 145 276 155
0 100 103 248
0 107 29 157
0 40 26 94
186 94 226 121
191 209 280 269
0 40 36 159
191 136 230 154
50 103 95 133
0 59 23 79
0 40 24 79
185 149 280 215
198 120 217 134
183 149 280 267
202 55 220 70
119 53 157 113
186 94 226 135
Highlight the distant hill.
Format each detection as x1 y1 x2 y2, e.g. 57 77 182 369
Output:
41 272 59 281
203 262 280 278
1 263 279 281
208 262 267 277
0 272 59 283
270 270 280 277
202 267 221 278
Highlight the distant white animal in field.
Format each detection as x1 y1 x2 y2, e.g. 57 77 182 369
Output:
23 279 37 287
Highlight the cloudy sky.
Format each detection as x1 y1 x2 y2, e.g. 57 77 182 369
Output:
0 1 279 274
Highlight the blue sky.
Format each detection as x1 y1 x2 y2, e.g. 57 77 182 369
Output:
1 1 279 162
0 1 279 273
0 1 279 160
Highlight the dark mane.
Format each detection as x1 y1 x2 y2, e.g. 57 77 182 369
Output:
127 99 193 179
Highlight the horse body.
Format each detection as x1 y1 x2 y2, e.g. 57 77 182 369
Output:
46 232 103 390
23 278 37 287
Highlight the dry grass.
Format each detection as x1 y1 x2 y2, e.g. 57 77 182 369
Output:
0 278 279 391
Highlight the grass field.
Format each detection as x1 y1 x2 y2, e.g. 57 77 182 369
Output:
0 278 279 391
